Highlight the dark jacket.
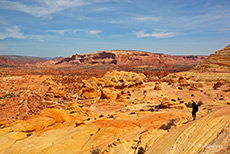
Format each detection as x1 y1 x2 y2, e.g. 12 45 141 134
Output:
192 103 198 113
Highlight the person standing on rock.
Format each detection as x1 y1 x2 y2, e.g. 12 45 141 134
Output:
192 102 198 120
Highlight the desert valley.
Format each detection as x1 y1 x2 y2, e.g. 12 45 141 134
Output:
0 45 229 154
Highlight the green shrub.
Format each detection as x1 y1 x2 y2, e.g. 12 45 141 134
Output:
137 147 145 154
91 149 100 154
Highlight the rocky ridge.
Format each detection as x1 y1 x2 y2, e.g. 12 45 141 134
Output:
55 50 207 69
192 44 230 72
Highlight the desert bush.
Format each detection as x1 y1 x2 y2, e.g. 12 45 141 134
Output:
91 149 100 154
99 114 104 118
198 101 203 106
155 104 161 109
185 102 192 108
148 107 155 112
108 115 114 118
159 124 170 130
137 147 145 154
159 119 176 130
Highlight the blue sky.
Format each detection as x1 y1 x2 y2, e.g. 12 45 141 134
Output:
0 0 230 57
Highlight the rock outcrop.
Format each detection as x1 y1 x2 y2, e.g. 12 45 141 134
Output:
55 50 207 70
77 70 147 100
192 44 230 72
146 106 230 154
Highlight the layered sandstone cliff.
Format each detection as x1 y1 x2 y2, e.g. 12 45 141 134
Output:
55 50 207 68
192 44 230 72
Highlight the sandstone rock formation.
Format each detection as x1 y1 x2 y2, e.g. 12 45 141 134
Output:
154 82 161 90
147 106 230 154
77 70 146 100
1 45 230 154
55 50 207 71
192 44 230 72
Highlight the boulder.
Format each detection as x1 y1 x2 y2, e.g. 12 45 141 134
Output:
160 102 173 108
40 108 70 123
213 81 226 89
154 82 161 90
26 116 56 131
189 85 200 91
10 121 34 132
178 79 190 87
79 85 102 99
100 87 117 100
66 102 92 117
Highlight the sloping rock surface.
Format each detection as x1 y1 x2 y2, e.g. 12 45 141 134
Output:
147 106 230 154
192 44 230 72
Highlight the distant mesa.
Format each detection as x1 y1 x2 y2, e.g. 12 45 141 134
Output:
0 50 208 74
191 44 230 73
0 55 49 66
0 57 17 66
55 50 207 69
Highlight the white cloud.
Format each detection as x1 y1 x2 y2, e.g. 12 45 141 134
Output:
134 30 175 38
135 16 160 22
0 26 26 40
0 0 91 18
0 26 55 42
48 29 101 35
48 29 83 36
28 35 45 42
87 30 101 35
91 7 111 12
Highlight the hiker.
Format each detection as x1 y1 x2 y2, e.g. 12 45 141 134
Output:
192 102 198 120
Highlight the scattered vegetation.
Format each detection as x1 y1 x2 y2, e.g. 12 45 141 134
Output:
185 102 192 108
0 93 15 100
148 107 155 112
99 114 104 118
159 119 176 130
108 115 114 118
171 99 176 102
27 133 33 137
155 104 161 109
198 101 203 106
137 147 145 154
91 149 100 154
